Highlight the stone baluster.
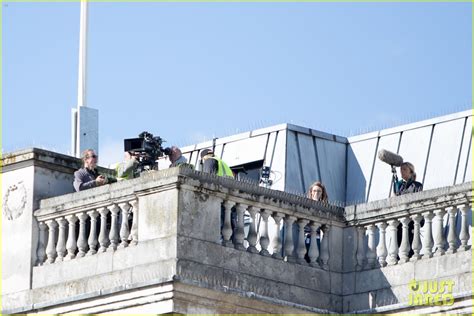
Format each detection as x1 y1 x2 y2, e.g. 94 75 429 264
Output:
433 209 446 256
65 214 78 260
246 206 259 254
422 211 434 258
234 203 246 251
87 210 99 255
271 212 284 260
386 219 399 265
365 224 377 269
376 222 388 267
98 207 109 252
284 216 296 262
410 214 422 261
446 206 459 254
458 204 470 251
45 219 58 264
119 202 131 248
319 225 330 269
36 221 47 265
221 200 234 247
398 217 410 263
356 226 366 270
259 210 271 256
76 212 89 258
129 200 139 246
296 219 309 264
307 221 320 267
55 217 67 262
108 204 120 251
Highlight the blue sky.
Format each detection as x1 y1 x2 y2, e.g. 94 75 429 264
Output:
3 1 472 165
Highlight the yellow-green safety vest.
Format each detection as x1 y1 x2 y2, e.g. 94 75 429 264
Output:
111 160 137 180
209 157 234 178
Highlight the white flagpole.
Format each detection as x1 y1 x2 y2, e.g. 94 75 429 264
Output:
77 0 88 108
73 0 98 158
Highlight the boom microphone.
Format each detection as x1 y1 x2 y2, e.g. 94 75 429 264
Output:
378 149 403 167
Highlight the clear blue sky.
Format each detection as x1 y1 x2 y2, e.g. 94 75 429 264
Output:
3 1 472 165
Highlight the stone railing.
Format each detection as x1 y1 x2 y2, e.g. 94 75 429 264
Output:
33 167 346 270
35 197 138 265
203 183 344 269
345 182 472 270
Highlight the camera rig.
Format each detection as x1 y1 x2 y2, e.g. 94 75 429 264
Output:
124 131 169 174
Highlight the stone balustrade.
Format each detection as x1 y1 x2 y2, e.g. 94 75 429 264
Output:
35 198 138 265
33 167 345 270
345 182 472 270
6 163 473 314
185 172 346 270
218 197 335 269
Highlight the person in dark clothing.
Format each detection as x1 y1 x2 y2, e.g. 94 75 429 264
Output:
167 146 193 168
200 148 234 177
393 162 423 257
394 162 423 196
202 150 218 174
73 149 115 192
304 181 328 262
199 148 236 243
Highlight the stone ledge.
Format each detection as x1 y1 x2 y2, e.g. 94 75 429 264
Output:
1 147 112 175
174 278 338 314
32 237 177 288
2 261 176 313
175 238 342 311
36 166 345 222
177 235 341 289
344 182 472 224
342 250 471 295
349 291 472 314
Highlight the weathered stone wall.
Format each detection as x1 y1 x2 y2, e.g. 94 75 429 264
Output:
342 181 472 313
1 150 472 314
2 149 82 294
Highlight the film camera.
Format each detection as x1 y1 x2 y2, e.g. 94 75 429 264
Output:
124 131 170 174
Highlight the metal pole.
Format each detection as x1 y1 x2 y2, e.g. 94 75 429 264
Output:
77 0 88 108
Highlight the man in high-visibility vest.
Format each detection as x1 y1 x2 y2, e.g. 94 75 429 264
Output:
110 151 139 180
201 148 235 245
200 148 234 178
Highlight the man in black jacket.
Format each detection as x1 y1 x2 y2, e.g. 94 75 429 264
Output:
73 149 114 192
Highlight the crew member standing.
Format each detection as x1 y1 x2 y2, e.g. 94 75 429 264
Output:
394 161 423 257
200 148 235 244
200 148 234 177
393 162 423 195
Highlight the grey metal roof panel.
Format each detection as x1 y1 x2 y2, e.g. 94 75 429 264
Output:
250 123 288 137
348 109 472 142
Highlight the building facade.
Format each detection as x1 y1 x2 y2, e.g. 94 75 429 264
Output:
2 110 472 314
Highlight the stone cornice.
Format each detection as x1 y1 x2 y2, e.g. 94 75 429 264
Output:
35 166 346 224
1 148 111 175
34 165 471 226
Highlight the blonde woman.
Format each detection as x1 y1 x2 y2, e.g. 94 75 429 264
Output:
394 162 423 195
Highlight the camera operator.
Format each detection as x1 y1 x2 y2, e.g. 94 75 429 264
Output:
167 146 191 168
113 151 140 180
74 149 116 192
